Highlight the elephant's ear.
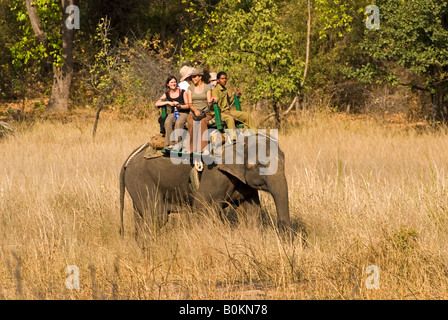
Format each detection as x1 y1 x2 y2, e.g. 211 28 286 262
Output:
218 163 246 184
217 139 249 183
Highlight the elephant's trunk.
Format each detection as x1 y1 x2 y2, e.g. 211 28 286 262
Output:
267 174 292 232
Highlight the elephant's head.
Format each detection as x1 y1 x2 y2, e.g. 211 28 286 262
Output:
217 133 291 231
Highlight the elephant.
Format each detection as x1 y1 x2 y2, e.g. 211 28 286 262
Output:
119 133 292 237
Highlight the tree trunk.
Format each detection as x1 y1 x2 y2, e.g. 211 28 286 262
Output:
47 0 77 113
431 92 438 124
26 0 77 113
431 82 447 124
25 0 47 44
160 0 167 45
273 101 281 129
48 64 73 113
301 0 311 88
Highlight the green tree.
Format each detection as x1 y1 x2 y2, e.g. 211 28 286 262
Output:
310 0 370 89
11 0 79 113
0 0 23 100
360 0 448 122
183 0 303 127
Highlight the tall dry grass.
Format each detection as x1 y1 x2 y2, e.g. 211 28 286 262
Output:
1 111 448 299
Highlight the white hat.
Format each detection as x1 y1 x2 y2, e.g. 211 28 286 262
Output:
210 72 218 81
179 66 193 81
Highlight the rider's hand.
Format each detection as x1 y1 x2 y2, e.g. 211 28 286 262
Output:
194 109 201 117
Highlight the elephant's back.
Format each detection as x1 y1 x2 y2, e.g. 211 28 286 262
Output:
124 147 192 191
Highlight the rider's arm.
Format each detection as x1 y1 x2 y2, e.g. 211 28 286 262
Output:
211 87 221 107
179 90 190 110
155 93 172 107
207 88 212 104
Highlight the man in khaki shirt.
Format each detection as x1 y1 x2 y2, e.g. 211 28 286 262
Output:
211 71 256 139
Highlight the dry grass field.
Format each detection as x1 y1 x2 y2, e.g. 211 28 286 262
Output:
1 110 448 300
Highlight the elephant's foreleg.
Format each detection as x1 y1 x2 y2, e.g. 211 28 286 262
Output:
237 191 265 226
192 192 226 222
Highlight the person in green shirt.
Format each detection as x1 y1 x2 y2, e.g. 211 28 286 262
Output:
211 71 256 140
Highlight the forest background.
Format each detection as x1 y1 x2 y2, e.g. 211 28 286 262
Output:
0 0 447 128
2 0 448 300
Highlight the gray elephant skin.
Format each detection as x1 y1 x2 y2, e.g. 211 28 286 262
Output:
119 135 292 236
